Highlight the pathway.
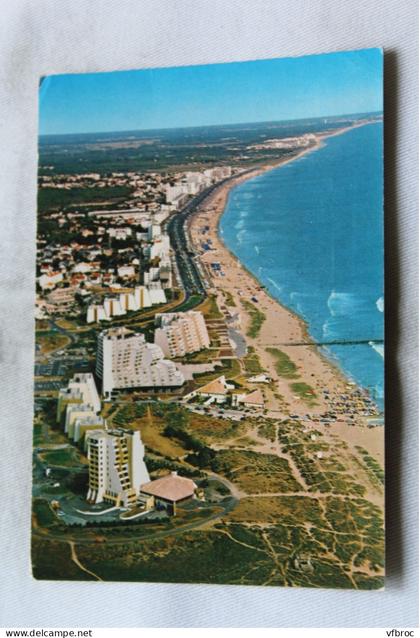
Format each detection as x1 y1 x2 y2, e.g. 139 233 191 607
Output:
68 540 103 581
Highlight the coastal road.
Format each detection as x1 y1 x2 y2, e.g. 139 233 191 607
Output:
166 168 257 308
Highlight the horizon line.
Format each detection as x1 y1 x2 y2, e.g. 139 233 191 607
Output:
39 110 383 139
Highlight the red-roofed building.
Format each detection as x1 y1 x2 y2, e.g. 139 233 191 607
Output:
232 388 265 410
140 471 198 515
182 375 234 405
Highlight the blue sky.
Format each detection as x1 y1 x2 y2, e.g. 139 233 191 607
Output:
39 48 383 135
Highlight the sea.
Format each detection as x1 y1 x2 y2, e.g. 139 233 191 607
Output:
220 122 384 412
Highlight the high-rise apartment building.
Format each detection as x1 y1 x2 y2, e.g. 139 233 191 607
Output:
85 429 149 506
96 327 185 397
154 311 210 358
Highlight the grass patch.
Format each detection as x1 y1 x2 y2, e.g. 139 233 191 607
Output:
130 406 186 459
243 347 264 375
197 295 223 319
174 348 213 364
36 331 70 355
192 358 241 386
289 382 317 404
257 420 277 442
39 447 86 468
33 499 58 528
241 300 266 338
38 185 132 213
186 413 245 443
356 447 384 485
265 348 298 379
278 422 369 496
33 423 44 446
209 449 303 493
76 530 274 585
223 291 236 307
31 538 95 581
228 495 324 524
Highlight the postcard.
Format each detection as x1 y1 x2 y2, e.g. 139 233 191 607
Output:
33 48 384 589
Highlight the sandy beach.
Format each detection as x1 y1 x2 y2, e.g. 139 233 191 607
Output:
187 123 384 467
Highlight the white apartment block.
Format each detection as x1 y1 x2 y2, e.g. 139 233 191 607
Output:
117 265 136 279
154 311 210 358
165 184 186 204
86 304 108 323
38 272 63 290
107 227 132 240
147 224 161 240
86 285 166 323
204 166 232 181
86 429 150 506
57 373 101 423
147 283 166 305
96 327 185 397
64 404 106 444
144 235 171 261
152 208 170 224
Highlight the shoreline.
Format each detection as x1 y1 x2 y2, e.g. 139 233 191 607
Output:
187 120 384 466
214 121 375 388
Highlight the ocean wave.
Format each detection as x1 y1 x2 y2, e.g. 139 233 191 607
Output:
254 245 260 255
369 341 384 358
289 291 316 318
374 383 384 399
236 229 246 244
267 277 283 294
376 296 384 312
322 319 336 340
327 291 359 317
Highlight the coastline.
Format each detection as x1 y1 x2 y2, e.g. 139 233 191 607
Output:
187 121 384 468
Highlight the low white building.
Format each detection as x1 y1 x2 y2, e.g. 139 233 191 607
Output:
86 285 165 324
103 297 125 317
183 375 234 405
86 304 107 323
38 272 63 290
107 227 132 240
231 388 265 410
117 265 136 279
148 283 166 305
248 374 271 384
73 262 93 274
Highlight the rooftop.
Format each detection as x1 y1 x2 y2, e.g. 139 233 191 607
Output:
141 471 197 502
195 375 228 396
101 326 136 339
242 389 265 405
